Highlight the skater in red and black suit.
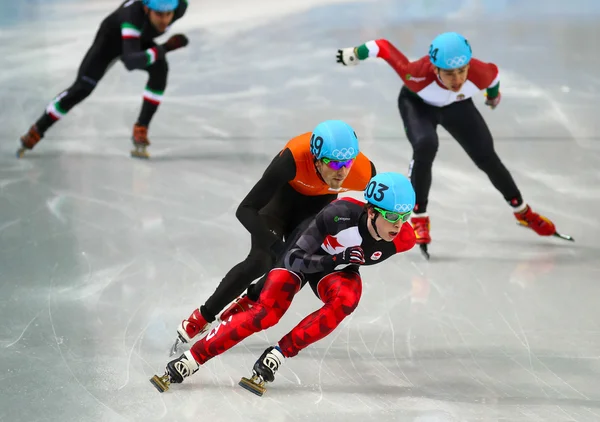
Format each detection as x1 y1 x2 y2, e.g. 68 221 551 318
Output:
17 0 189 159
150 172 417 396
336 32 572 258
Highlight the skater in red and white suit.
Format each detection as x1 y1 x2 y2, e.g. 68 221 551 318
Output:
336 32 569 258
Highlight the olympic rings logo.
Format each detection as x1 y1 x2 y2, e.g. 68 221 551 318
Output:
330 148 356 160
445 55 468 68
394 204 413 212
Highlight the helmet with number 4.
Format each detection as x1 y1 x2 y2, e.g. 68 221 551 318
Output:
143 0 179 12
428 32 472 70
364 172 415 214
310 120 359 161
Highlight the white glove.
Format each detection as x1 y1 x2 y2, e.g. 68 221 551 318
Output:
336 47 359 66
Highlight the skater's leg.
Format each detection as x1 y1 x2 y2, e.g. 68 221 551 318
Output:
202 235 280 321
129 49 169 157
441 100 557 236
440 99 523 206
189 269 301 364
277 271 362 357
397 86 440 214
21 28 116 151
175 217 284 345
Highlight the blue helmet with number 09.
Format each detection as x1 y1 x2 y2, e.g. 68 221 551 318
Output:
310 120 359 161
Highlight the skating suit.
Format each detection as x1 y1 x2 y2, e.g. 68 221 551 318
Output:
236 132 376 252
283 197 416 292
355 39 500 106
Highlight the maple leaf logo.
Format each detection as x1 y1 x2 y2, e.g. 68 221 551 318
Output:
323 235 343 250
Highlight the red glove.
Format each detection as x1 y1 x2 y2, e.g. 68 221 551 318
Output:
485 92 501 110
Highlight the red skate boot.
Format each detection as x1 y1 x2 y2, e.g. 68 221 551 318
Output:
219 294 256 321
17 125 43 158
170 308 211 356
131 124 150 159
514 205 556 236
514 205 574 241
410 215 431 259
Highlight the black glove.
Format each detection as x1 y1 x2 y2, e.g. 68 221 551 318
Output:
330 246 365 267
162 34 189 52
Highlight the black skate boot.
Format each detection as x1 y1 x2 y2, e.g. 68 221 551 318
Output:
239 346 285 397
150 350 199 393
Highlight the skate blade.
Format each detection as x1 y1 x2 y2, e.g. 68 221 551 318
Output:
516 222 574 242
169 337 181 356
150 374 171 393
16 147 26 158
419 244 430 260
130 146 150 159
239 376 266 397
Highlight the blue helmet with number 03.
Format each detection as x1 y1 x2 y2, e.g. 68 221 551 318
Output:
309 120 359 161
428 32 472 70
143 0 179 12
364 172 415 213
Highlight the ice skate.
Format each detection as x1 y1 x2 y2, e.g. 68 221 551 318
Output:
17 125 42 158
170 308 211 356
150 350 199 393
514 205 574 242
239 346 284 397
219 294 256 321
410 215 431 259
131 123 150 159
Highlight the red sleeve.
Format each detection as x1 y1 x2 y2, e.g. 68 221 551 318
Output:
372 41 436 90
467 58 500 89
393 222 416 253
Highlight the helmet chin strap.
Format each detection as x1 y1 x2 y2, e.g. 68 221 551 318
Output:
370 212 383 239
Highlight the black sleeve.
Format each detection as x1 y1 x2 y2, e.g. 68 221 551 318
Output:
119 4 166 70
283 201 355 274
235 149 297 252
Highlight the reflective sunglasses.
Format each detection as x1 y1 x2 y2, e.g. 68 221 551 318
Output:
321 157 355 170
374 206 412 224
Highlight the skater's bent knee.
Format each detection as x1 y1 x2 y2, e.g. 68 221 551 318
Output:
473 153 502 171
70 78 96 99
250 303 284 331
412 136 438 161
148 59 169 74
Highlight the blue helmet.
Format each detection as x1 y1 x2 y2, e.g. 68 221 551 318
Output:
364 172 415 214
428 32 472 70
143 0 179 12
310 120 359 161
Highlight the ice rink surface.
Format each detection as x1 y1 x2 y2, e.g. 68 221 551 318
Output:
1 0 599 420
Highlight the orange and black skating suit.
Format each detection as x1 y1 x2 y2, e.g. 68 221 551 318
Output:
201 132 376 321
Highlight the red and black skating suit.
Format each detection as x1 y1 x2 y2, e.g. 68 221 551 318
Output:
199 133 376 323
189 197 416 364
